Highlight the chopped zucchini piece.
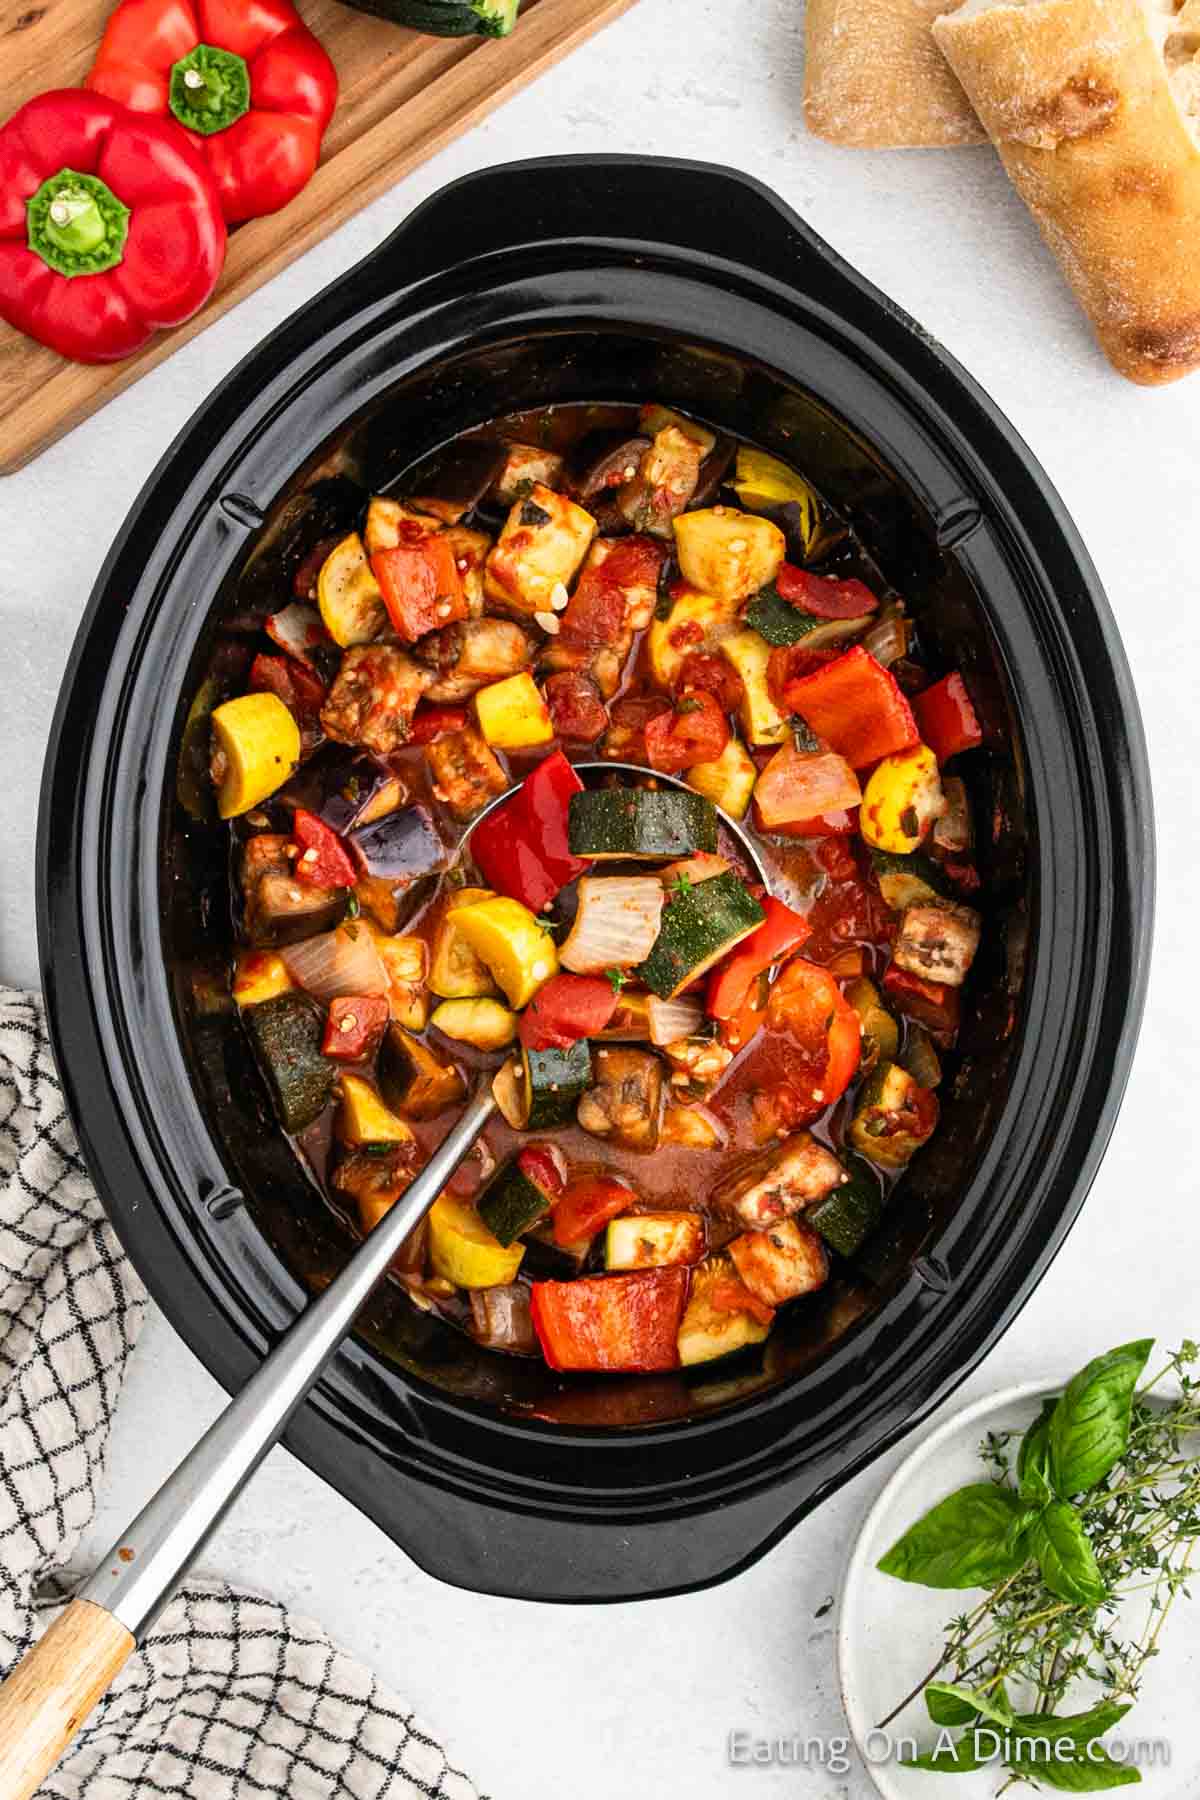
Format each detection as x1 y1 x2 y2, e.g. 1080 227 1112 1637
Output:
447 895 558 1010
673 508 785 602
870 850 947 911
646 587 739 688
243 992 334 1134
428 887 499 999
477 1158 557 1247
567 787 718 860
685 736 757 820
720 630 789 747
337 1073 415 1147
211 692 301 818
378 1023 466 1119
431 996 518 1050
743 586 869 650
317 532 386 647
429 1194 524 1289
473 671 554 749
848 1060 939 1170
639 870 765 1000
677 1256 771 1366
232 950 293 1008
521 1040 593 1129
807 1159 885 1259
606 1211 705 1270
860 745 944 854
845 977 899 1075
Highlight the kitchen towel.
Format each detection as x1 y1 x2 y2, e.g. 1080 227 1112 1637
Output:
0 986 481 1799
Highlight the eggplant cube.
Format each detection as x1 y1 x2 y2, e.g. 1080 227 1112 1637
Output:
892 902 981 988
727 1218 829 1307
714 1132 847 1229
484 484 597 616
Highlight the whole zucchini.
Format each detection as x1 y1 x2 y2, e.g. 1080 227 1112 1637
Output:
339 0 519 37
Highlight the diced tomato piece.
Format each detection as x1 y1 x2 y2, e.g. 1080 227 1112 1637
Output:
775 564 880 620
763 807 860 839
708 898 812 1022
718 974 771 1053
644 691 730 773
551 1175 639 1248
881 964 962 1043
557 535 667 654
519 973 619 1052
912 671 984 765
602 694 672 763
371 536 467 643
710 1276 776 1329
530 1268 690 1372
409 704 469 745
675 651 744 712
766 643 840 714
249 652 326 724
753 740 861 832
766 957 862 1110
544 671 609 743
292 809 358 888
321 994 390 1062
516 1144 566 1198
786 647 920 770
470 750 589 913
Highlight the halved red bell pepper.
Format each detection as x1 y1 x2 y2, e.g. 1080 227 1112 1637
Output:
87 0 338 225
707 897 812 1022
321 993 389 1062
766 957 862 1111
912 671 983 765
551 1175 639 1248
0 89 225 362
470 750 590 914
530 1267 690 1372
882 964 962 1044
644 690 730 773
775 564 880 620
786 646 920 771
519 973 618 1052
409 704 470 746
372 535 467 643
292 808 357 888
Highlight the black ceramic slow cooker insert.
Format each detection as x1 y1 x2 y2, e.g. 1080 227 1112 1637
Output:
38 157 1153 1602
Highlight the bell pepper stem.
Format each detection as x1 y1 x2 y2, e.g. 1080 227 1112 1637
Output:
26 169 130 278
169 43 251 135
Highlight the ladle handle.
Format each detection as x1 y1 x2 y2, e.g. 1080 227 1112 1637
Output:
0 1082 497 1796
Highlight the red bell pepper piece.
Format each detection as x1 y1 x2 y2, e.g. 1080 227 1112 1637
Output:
291 808 358 888
519 974 619 1052
470 751 590 913
765 957 862 1113
551 1175 639 1248
371 535 468 643
87 0 337 225
644 690 730 773
249 652 326 725
912 671 984 765
881 965 962 1044
530 1268 690 1372
0 89 225 363
516 1145 566 1200
321 994 389 1062
409 704 470 745
707 898 812 1022
718 973 770 1053
766 643 840 714
775 564 880 620
786 646 920 771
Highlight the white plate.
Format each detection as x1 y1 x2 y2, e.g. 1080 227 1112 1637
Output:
838 1380 1199 1800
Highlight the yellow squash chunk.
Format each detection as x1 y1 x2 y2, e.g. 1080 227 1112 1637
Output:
375 932 430 1030
673 507 785 602
720 630 788 747
646 587 740 688
232 950 293 1007
429 887 499 999
473 671 554 749
484 483 596 616
317 532 386 647
337 1074 415 1148
860 744 945 854
677 1256 772 1366
447 895 558 1010
429 1194 524 1288
686 736 757 819
431 997 518 1050
211 692 301 819
731 447 822 550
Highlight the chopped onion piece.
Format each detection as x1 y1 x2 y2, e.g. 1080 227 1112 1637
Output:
469 1283 537 1354
266 601 328 667
860 605 910 670
560 876 666 975
280 923 387 1005
647 994 704 1046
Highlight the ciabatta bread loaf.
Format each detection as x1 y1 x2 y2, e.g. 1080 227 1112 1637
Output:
804 0 986 147
934 0 1200 383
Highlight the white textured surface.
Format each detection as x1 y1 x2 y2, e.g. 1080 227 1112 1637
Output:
3 0 1198 1793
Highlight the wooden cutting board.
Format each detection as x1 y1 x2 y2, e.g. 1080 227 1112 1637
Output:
0 0 637 475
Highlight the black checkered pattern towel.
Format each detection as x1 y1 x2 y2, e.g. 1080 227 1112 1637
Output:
0 989 482 1799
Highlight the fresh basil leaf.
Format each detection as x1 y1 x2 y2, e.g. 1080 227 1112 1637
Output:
1032 1500 1107 1605
1012 1703 1132 1746
1018 1397 1060 1505
1006 1744 1140 1791
877 1484 1033 1589
1049 1340 1154 1497
904 1734 987 1773
926 1681 1012 1729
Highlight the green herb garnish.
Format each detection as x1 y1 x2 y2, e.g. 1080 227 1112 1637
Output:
606 967 628 995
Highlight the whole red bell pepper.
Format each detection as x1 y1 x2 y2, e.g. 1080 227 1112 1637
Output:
530 1268 690 1372
707 897 812 1023
912 671 983 765
787 646 919 771
86 0 337 225
0 89 225 362
470 751 590 913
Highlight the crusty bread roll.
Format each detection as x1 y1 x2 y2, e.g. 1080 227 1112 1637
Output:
804 0 987 147
934 0 1200 384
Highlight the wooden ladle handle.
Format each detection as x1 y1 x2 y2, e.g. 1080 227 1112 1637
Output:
0 1599 133 1800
